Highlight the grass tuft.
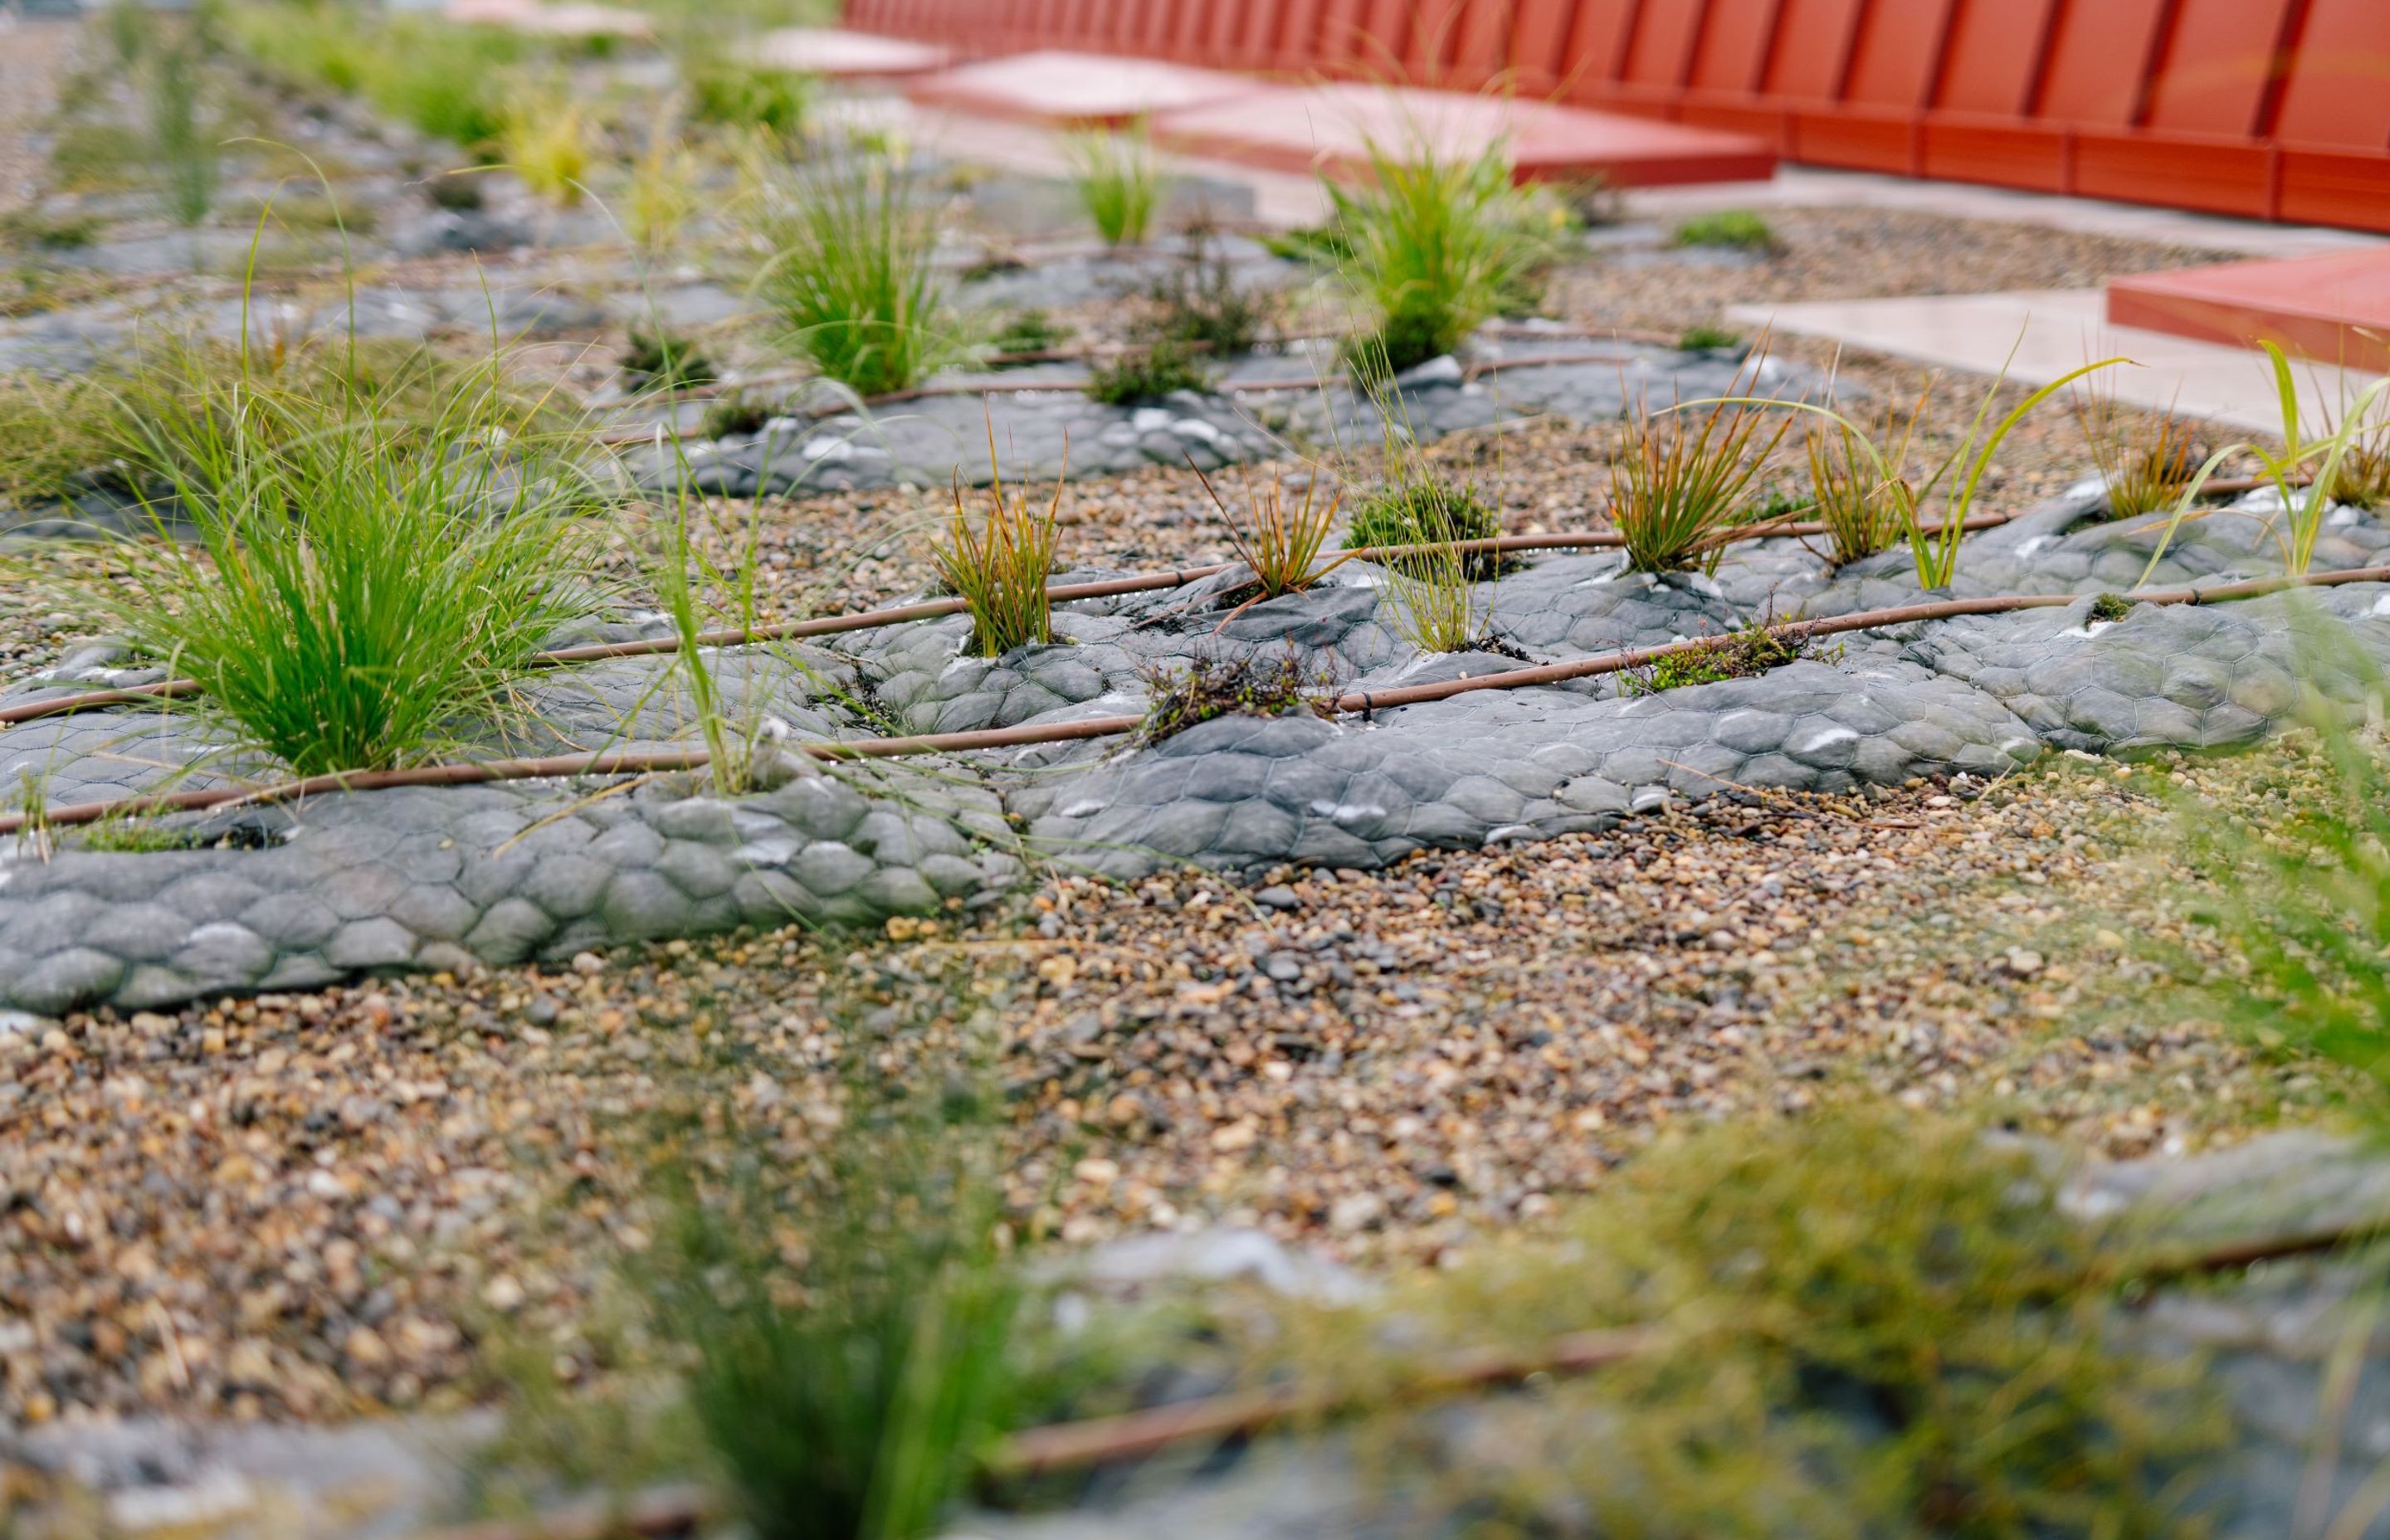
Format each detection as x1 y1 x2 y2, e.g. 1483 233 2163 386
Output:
1189 461 1347 605
1065 126 1160 249
642 1057 1017 1540
82 339 601 776
622 329 717 392
741 146 954 399
1676 323 1742 352
1806 393 1923 568
1137 231 1276 357
1611 354 1794 573
146 33 219 228
1333 132 1555 376
685 55 811 138
935 441 1061 658
498 80 594 207
2073 382 2203 521
1136 650 1338 746
988 308 1072 358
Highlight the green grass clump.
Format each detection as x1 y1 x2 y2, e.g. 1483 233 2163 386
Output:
935 451 1061 657
361 17 532 152
685 55 812 138
643 1066 1018 1540
1137 651 1337 746
146 33 219 227
1619 618 1837 695
742 149 954 399
80 341 599 776
1085 339 1211 406
1612 357 1794 573
497 80 594 207
1065 126 1160 249
1333 134 1555 376
1677 323 1743 352
1346 477 1500 577
622 329 717 392
1383 1109 2221 1538
2087 592 2137 624
0 209 102 252
1671 208 1777 251
48 123 151 192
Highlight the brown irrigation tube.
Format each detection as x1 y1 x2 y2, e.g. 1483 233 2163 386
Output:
10 564 2390 839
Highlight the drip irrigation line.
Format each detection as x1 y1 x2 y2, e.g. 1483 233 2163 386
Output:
9 564 2390 839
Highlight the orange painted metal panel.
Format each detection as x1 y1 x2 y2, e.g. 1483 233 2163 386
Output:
1678 95 1791 146
1840 0 1953 108
1269 0 1331 69
1790 105 1917 173
2272 0 2390 150
1403 0 1464 80
1449 0 1517 87
1930 0 2057 115
1354 0 1416 77
2034 0 2170 125
1227 0 1291 66
1686 0 1780 93
1134 0 1179 55
2108 251 2390 373
2278 147 2390 227
2073 130 2277 217
1314 0 1373 73
1203 0 1254 66
1758 0 1862 100
2141 0 2295 136
1622 0 1705 89
1506 0 1580 90
1919 116 2068 191
1557 0 1641 99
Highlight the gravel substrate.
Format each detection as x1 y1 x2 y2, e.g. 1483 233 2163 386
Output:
0 743 2344 1424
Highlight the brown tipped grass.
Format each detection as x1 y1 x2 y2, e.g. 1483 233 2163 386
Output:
1188 460 1349 608
1807 392 1924 568
2073 379 2202 520
1610 354 1793 574
935 436 1062 658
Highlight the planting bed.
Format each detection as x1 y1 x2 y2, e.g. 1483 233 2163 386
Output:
15 10 2390 1538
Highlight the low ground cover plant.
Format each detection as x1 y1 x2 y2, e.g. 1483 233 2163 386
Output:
497 80 595 207
1085 339 1210 405
1136 650 1339 745
1333 134 1558 376
622 329 717 392
1677 322 1743 352
1136 231 1276 357
987 308 1072 358
1619 616 1840 695
1347 475 1502 577
1355 1108 2221 1538
1671 207 1776 251
742 147 955 398
685 53 811 138
1065 126 1160 249
935 444 1062 658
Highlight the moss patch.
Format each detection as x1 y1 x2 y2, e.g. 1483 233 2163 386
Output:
1136 651 1338 746
1620 621 1839 696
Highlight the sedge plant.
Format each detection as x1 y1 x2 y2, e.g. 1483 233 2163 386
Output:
741 142 955 398
1610 353 1795 574
498 79 594 208
147 32 219 228
1807 389 1927 568
2135 343 2390 582
1064 125 1160 249
2072 374 2202 520
934 433 1062 659
1380 536 1480 655
1187 458 1349 613
1690 348 2126 588
86 332 602 777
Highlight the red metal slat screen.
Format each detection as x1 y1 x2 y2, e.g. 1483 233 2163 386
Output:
859 0 2390 232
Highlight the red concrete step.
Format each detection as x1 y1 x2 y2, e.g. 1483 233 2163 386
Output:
756 27 953 80
1150 83 1777 187
905 50 1274 128
2107 251 2390 375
